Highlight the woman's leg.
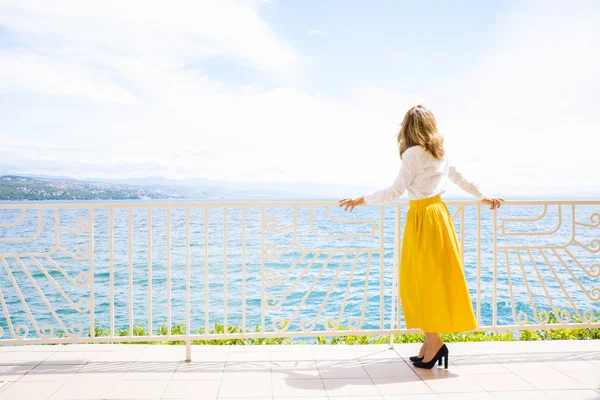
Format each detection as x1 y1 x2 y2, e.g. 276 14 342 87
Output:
422 332 444 362
417 335 428 358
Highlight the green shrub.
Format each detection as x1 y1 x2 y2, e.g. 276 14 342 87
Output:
74 309 599 345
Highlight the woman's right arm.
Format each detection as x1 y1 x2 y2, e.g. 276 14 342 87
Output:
448 159 504 209
447 159 485 200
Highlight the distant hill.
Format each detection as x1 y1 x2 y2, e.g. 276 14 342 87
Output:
0 175 182 201
0 174 368 201
90 176 376 199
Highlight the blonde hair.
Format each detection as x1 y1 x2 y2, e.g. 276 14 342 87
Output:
397 105 444 159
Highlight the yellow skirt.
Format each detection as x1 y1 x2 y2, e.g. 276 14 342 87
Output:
400 195 477 333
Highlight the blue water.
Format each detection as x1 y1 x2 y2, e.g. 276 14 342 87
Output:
0 202 598 340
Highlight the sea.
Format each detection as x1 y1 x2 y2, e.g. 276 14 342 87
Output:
0 200 598 340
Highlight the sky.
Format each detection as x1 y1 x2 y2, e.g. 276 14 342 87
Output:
0 0 599 198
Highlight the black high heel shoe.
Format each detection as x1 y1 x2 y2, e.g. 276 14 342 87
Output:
413 344 449 369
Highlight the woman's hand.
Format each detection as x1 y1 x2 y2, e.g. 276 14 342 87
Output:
338 196 366 212
482 196 505 210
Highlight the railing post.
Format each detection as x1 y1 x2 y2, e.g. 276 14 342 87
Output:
128 207 133 337
379 207 384 334
390 205 400 349
185 208 191 345
185 339 191 362
476 204 481 327
109 208 114 339
260 206 265 334
492 207 498 330
89 208 95 340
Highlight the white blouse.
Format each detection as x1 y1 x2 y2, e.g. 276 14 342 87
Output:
363 145 484 204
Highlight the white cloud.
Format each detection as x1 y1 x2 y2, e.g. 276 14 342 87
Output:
0 0 304 83
0 0 598 198
429 1 600 197
307 29 322 37
0 53 137 104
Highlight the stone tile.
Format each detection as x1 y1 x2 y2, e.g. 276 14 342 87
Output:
544 390 600 400
226 351 270 362
270 350 314 362
218 375 272 398
472 342 538 355
500 360 558 374
584 358 600 368
60 344 137 352
358 349 404 363
453 362 512 375
372 376 434 395
136 347 185 362
0 365 33 381
222 361 271 374
311 350 359 361
449 355 511 375
562 370 600 389
1 345 56 353
332 397 385 400
0 380 65 400
1 342 599 400
469 373 536 392
189 350 228 363
90 349 143 363
0 351 53 365
437 393 496 399
105 380 169 399
220 398 270 400
273 398 328 400
351 345 392 352
544 359 600 372
271 377 327 397
162 380 221 399
173 361 224 381
364 361 418 378
48 380 116 400
408 363 463 380
383 395 439 400
450 354 494 364
424 376 486 394
322 378 381 397
488 353 539 363
490 391 552 400
443 343 480 356
124 361 179 380
317 361 369 379
42 351 97 365
518 371 587 390
271 361 320 379
69 362 130 382
18 364 82 381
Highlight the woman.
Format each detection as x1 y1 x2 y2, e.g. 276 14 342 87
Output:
339 105 503 369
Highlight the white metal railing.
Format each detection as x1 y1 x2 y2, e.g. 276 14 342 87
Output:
0 200 598 358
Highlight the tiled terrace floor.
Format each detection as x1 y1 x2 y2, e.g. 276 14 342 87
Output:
0 340 599 400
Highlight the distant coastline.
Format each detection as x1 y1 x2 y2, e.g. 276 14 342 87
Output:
0 174 324 201
0 175 185 201
1 175 598 202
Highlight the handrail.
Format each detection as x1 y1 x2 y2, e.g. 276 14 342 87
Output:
0 199 598 361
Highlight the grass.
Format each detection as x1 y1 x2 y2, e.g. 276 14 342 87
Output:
78 310 600 345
